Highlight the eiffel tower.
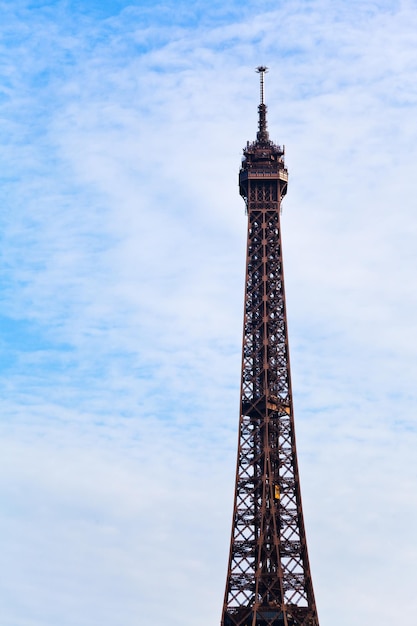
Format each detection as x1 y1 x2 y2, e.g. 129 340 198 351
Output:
221 67 319 626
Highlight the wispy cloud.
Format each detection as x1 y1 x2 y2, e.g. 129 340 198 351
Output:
1 1 417 625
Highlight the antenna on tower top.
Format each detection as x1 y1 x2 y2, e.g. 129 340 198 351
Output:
256 65 268 105
255 66 269 142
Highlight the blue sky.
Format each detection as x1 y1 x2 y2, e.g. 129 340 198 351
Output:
1 1 417 625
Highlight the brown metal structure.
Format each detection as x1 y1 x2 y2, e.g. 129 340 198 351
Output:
221 68 319 626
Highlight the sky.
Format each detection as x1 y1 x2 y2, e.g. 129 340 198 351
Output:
1 0 417 624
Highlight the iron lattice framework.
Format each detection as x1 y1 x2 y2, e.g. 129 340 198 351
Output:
221 68 319 626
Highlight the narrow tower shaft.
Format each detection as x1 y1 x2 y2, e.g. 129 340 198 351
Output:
221 68 319 626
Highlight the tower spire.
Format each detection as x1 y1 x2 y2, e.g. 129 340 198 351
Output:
256 65 269 142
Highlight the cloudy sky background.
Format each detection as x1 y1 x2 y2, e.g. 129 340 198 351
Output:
1 0 417 624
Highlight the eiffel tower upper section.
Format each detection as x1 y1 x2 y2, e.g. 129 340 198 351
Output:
221 67 319 626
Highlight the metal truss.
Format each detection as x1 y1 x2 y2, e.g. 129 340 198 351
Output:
221 69 319 626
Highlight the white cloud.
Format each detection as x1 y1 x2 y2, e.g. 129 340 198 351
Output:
1 1 417 625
